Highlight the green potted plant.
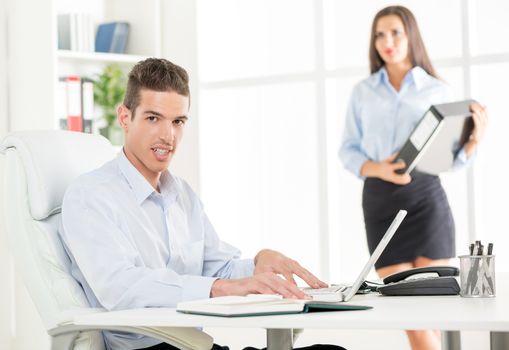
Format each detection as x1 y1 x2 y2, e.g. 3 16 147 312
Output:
93 64 126 145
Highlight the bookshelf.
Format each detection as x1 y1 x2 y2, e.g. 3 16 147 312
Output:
8 0 162 133
57 50 149 64
6 0 201 191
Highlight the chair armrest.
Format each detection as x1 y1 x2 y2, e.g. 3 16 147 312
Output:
49 309 214 350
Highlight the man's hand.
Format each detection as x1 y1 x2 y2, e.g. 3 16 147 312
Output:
361 154 412 185
210 272 310 299
253 249 328 289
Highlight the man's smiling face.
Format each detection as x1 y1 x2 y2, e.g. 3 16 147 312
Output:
118 89 189 187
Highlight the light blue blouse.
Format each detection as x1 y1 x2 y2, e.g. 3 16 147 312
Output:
59 151 254 350
339 66 470 178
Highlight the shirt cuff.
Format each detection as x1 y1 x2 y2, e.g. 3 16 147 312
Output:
230 258 255 279
346 153 368 179
181 275 217 301
452 147 476 170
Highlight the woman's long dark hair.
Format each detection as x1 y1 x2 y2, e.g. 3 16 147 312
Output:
368 5 438 78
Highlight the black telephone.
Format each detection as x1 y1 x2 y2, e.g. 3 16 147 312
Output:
377 266 460 296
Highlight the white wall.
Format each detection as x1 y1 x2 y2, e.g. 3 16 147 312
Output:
1 0 53 343
161 0 201 193
0 0 13 348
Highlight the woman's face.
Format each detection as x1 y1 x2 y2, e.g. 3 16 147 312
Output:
374 15 410 66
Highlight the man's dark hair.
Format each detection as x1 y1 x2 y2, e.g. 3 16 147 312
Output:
123 58 190 117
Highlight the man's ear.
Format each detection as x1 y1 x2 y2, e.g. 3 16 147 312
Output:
117 105 130 131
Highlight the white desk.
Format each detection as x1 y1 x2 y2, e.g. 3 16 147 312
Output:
73 275 509 350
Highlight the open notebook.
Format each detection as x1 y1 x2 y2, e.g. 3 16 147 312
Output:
176 294 371 317
302 209 407 302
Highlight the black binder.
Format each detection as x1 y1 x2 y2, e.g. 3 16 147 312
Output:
394 99 475 175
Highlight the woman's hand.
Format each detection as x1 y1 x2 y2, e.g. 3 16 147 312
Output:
361 154 412 185
464 103 488 157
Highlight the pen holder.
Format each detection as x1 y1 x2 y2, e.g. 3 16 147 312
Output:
459 255 496 298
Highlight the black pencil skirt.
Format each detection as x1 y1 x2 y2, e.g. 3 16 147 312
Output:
362 174 455 269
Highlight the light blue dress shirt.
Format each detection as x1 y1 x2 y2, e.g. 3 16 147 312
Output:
59 150 255 350
340 66 471 178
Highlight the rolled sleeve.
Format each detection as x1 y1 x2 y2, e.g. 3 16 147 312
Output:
229 258 255 279
181 275 218 301
452 147 476 171
340 147 369 178
201 210 255 279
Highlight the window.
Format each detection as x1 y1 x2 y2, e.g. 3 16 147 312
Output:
196 0 509 280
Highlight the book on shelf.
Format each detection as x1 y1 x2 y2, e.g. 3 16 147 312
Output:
57 75 95 133
176 294 371 317
57 13 95 52
95 22 130 54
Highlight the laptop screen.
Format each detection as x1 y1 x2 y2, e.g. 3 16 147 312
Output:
344 209 407 300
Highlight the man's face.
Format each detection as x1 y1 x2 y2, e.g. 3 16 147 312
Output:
118 89 189 184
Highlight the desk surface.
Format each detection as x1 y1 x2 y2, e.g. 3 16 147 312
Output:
73 274 509 332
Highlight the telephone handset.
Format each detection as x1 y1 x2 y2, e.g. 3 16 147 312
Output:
383 266 459 284
378 266 460 296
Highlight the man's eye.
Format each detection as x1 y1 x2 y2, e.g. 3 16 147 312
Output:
174 119 186 126
147 116 158 122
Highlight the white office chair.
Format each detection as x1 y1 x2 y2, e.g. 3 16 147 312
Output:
0 130 213 350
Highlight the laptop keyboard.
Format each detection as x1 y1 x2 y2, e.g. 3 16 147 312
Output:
302 285 348 296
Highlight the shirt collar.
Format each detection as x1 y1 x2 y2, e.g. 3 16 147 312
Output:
370 66 428 91
117 150 178 205
408 66 428 91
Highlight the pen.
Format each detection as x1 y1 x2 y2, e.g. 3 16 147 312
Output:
484 243 495 294
469 240 483 294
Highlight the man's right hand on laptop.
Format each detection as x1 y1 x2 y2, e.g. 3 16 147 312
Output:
253 249 328 289
210 272 311 299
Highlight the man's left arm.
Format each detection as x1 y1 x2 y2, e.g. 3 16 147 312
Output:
201 212 255 279
196 198 326 288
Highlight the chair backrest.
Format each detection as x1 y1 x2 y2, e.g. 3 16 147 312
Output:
0 130 117 349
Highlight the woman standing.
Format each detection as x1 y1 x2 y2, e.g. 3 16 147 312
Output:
339 6 487 350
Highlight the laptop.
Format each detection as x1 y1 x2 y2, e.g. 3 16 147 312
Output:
302 209 407 302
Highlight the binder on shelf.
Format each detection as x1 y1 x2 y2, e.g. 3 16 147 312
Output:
56 78 68 130
81 78 95 133
65 76 83 132
95 22 130 54
57 75 96 133
394 99 476 175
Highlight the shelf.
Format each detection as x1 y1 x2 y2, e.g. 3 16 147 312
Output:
57 50 151 64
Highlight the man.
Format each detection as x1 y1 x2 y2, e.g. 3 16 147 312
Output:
59 58 342 350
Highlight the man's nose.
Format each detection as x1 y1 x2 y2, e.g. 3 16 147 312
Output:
160 122 174 142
